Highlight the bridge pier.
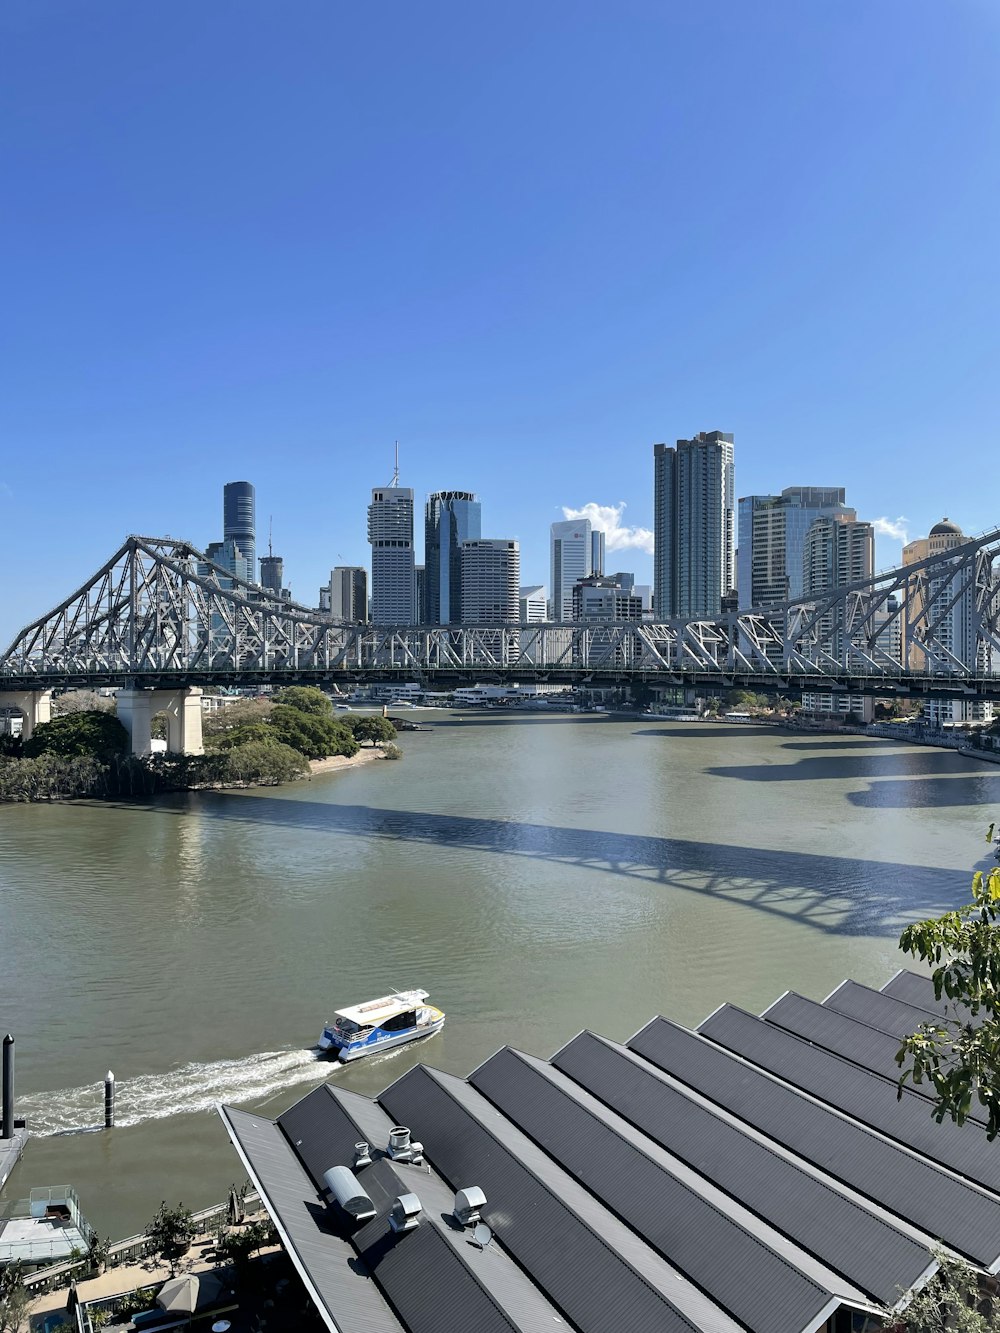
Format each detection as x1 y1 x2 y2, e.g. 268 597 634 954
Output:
0 690 52 741
115 688 204 757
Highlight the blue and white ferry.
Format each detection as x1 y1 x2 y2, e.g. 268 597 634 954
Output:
317 990 445 1062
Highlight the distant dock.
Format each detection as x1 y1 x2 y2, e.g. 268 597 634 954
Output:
0 1125 28 1193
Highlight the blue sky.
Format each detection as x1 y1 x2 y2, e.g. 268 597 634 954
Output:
1 0 998 638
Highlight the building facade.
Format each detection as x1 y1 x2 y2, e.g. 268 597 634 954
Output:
551 520 595 621
737 487 848 609
460 539 521 623
571 576 643 622
368 486 416 624
654 431 735 619
259 554 284 598
800 512 874 717
424 492 481 624
328 566 369 622
223 481 256 578
519 586 547 623
903 519 992 726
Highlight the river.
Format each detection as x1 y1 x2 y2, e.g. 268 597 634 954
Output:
2 713 997 1239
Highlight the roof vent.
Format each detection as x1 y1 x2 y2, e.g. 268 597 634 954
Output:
322 1166 376 1222
388 1193 421 1234
453 1187 487 1227
388 1126 423 1164
353 1141 372 1169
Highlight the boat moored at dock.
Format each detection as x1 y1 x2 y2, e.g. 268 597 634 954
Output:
317 990 445 1062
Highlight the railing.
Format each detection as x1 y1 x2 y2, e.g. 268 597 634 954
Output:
22 1191 262 1296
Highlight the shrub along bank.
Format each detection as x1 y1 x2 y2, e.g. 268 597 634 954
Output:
0 688 399 802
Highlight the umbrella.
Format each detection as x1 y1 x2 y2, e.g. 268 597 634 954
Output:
157 1272 226 1314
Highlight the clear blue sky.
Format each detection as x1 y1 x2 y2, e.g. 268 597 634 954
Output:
1 0 998 638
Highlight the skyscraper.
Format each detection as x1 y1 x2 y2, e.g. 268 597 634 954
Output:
903 519 991 725
737 487 848 609
519 586 547 623
460 540 520 623
328 566 369 622
653 432 735 619
550 519 595 621
259 554 284 597
223 481 256 578
368 485 416 624
424 491 482 623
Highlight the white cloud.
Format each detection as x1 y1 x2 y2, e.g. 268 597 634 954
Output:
872 515 909 544
561 502 654 555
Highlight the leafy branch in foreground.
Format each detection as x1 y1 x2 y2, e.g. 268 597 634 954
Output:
896 824 1000 1140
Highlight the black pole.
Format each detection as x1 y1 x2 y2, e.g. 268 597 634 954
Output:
2 1034 13 1140
104 1071 115 1129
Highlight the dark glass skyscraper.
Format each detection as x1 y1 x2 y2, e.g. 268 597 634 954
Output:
424 491 481 623
223 481 256 577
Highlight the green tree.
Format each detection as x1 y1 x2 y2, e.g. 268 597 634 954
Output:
345 715 396 745
269 705 358 759
0 1261 29 1333
202 697 273 739
209 722 279 751
884 1251 996 1331
215 741 309 785
896 824 1000 1139
271 686 334 716
144 1201 194 1276
23 711 128 762
51 689 116 717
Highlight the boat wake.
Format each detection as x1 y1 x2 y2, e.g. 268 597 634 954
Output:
20 1049 331 1137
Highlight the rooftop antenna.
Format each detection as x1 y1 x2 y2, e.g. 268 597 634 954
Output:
388 440 400 488
268 515 274 559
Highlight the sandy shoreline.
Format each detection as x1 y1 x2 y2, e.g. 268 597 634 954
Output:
307 746 387 777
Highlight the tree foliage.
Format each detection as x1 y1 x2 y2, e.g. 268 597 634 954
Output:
23 710 129 762
51 689 116 717
885 1251 997 1331
0 1261 29 1333
201 697 272 739
268 704 358 759
271 686 334 716
344 714 397 745
144 1201 194 1276
896 824 1000 1139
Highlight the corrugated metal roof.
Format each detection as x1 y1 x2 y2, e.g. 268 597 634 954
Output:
627 1016 1000 1268
765 991 989 1130
469 1045 856 1332
378 1063 744 1333
698 1004 1000 1193
882 970 947 1011
551 1030 933 1306
219 1106 404 1333
824 979 944 1038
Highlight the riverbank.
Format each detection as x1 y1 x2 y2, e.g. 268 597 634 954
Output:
308 746 388 777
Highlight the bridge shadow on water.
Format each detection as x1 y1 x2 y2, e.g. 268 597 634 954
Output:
703 749 990 783
144 792 977 940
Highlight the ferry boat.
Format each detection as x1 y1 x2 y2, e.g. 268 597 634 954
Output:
317 990 445 1062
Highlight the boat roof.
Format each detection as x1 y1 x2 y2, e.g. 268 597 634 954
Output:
334 990 430 1024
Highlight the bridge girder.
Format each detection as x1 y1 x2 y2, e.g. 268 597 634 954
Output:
1 531 999 694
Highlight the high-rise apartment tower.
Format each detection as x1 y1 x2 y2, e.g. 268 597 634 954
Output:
654 432 735 619
223 481 256 578
737 487 847 609
368 485 416 624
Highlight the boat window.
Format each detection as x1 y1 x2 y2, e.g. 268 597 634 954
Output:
380 1010 416 1033
335 1018 360 1035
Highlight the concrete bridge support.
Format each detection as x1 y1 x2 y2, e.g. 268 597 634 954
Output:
115 688 204 757
0 689 52 741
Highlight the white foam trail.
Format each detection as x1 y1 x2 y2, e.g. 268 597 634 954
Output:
20 1049 331 1136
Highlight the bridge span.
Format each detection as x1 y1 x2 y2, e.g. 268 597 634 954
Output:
1 532 998 752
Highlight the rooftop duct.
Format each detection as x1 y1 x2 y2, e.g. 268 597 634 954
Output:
389 1193 421 1234
353 1141 372 1169
453 1187 487 1227
388 1125 423 1164
323 1166 377 1222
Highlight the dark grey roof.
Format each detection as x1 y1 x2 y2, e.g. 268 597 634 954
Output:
219 1105 404 1333
469 1044 850 1332
380 1062 743 1333
824 979 944 1037
763 991 989 1129
628 1015 1000 1268
551 1029 934 1306
698 1004 1000 1194
882 969 946 1011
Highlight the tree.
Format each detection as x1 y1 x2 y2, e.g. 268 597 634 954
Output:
201 697 272 739
0 1261 29 1333
271 686 334 716
885 1251 997 1331
345 715 396 745
215 741 309 786
144 1201 194 1276
23 711 128 763
268 705 358 759
896 824 1000 1139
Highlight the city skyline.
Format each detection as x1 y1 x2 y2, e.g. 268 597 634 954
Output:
1 4 997 641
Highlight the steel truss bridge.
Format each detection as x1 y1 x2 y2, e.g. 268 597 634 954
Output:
2 532 1000 700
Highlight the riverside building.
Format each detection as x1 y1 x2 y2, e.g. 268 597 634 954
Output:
903 519 993 726
368 485 417 624
424 491 481 624
654 431 735 619
737 487 848 609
